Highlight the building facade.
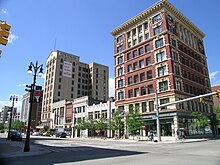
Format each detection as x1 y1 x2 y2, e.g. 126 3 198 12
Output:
41 50 109 128
0 106 18 124
211 85 220 108
111 0 213 137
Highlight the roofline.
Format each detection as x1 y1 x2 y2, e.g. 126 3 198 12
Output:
111 0 205 38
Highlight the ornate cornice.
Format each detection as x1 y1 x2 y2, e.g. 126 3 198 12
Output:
111 0 205 38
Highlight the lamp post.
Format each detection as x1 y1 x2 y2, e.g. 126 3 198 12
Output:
24 61 43 152
155 90 161 142
7 95 18 140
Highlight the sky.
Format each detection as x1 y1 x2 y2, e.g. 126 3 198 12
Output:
0 0 220 110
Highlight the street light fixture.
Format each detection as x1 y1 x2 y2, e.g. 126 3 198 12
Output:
24 61 43 152
7 95 18 140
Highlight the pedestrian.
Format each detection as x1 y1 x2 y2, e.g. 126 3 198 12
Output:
149 130 154 142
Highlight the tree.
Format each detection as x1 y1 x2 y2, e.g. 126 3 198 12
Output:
108 110 124 138
0 123 5 130
76 118 88 130
10 120 25 130
214 106 220 128
94 116 107 136
126 111 144 140
191 112 210 138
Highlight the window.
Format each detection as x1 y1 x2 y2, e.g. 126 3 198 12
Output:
117 35 123 43
117 45 123 53
134 88 139 97
142 102 147 113
138 26 142 33
127 32 131 39
133 62 138 70
140 72 145 81
176 80 182 91
146 57 151 66
145 44 150 53
171 38 176 47
118 91 124 100
139 36 143 42
127 52 132 60
139 60 145 68
158 66 167 77
117 67 123 76
128 76 132 85
144 22 148 30
147 70 152 79
133 29 136 36
155 38 164 49
139 47 144 55
128 42 131 48
129 104 134 113
149 101 154 112
133 50 138 58
135 103 140 112
159 81 168 92
148 84 153 94
134 75 139 83
172 51 179 61
156 51 165 62
153 14 161 24
117 56 123 64
160 98 169 110
145 33 149 40
133 39 137 45
127 64 132 72
141 86 146 95
154 26 162 35
174 65 180 75
118 79 124 88
128 89 133 98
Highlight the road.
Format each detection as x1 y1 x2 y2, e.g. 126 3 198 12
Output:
1 136 220 165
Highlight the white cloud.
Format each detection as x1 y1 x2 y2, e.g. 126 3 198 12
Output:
8 33 19 44
1 9 8 14
0 100 22 110
209 71 219 81
109 78 115 97
17 84 27 87
42 73 46 79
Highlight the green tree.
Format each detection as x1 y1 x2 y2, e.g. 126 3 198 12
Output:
108 110 124 138
126 111 144 140
191 112 210 138
0 123 5 130
76 118 88 130
94 116 107 136
11 120 25 130
214 106 220 128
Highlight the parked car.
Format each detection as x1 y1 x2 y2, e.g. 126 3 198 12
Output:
32 132 41 136
42 131 51 136
0 130 5 133
9 130 22 141
56 132 67 138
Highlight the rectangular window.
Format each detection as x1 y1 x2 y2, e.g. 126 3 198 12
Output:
155 38 164 49
134 75 139 83
142 102 147 113
145 44 150 53
117 45 123 53
146 57 151 66
117 67 123 76
117 35 123 43
133 50 138 58
158 66 166 77
117 56 123 64
139 60 145 68
127 64 132 72
160 98 169 110
138 26 142 33
133 39 137 45
156 51 165 62
174 65 180 75
140 72 145 81
176 80 182 91
171 38 176 47
118 91 124 100
128 89 133 98
127 52 132 60
145 33 149 40
118 79 124 88
129 104 133 113
133 62 138 70
127 32 131 39
154 26 162 35
128 42 131 48
153 14 161 24
134 88 139 97
172 51 179 61
128 76 132 85
139 36 143 42
141 86 146 95
144 22 148 30
149 101 154 112
147 70 152 79
148 84 153 94
139 47 144 55
159 81 168 92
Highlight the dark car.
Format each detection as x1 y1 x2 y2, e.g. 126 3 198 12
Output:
56 132 67 138
10 130 22 141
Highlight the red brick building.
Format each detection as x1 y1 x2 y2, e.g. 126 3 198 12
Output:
211 85 220 108
111 0 213 137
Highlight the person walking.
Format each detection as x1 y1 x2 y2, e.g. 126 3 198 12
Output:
149 130 154 142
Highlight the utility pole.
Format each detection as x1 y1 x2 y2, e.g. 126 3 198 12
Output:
155 90 161 142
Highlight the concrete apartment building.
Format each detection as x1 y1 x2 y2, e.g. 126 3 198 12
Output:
0 106 18 124
111 0 213 137
41 50 109 129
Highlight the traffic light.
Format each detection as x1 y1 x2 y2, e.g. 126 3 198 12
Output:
216 90 220 98
0 20 11 46
199 98 204 103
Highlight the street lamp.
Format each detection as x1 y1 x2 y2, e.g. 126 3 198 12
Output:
155 90 161 142
7 95 18 140
24 61 43 152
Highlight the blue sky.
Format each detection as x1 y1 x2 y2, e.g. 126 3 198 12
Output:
0 0 220 110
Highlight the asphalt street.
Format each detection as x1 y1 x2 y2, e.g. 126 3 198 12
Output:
0 136 220 165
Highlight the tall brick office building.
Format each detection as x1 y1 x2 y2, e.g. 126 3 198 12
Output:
111 0 213 136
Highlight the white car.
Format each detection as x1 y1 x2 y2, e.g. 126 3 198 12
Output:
32 132 41 136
